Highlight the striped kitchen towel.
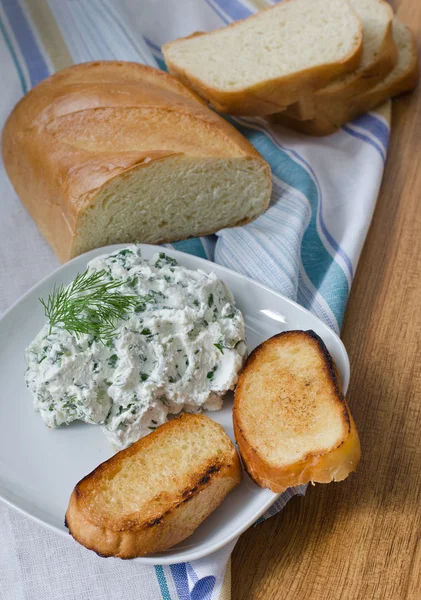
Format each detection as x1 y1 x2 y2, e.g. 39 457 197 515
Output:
0 1 389 599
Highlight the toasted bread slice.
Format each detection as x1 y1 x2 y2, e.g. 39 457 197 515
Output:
233 330 360 492
163 0 363 116
272 19 418 136
66 414 242 558
284 0 397 121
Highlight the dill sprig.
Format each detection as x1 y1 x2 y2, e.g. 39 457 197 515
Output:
40 269 138 342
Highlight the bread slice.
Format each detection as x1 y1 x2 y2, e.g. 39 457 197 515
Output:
65 414 242 558
284 0 396 121
272 19 418 136
233 331 360 493
163 0 363 116
2 61 271 262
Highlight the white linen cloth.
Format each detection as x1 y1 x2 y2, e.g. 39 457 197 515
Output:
0 1 389 598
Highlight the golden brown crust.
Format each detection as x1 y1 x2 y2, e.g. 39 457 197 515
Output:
1 61 270 262
269 112 340 136
163 0 363 116
234 411 360 492
233 330 361 492
65 414 242 558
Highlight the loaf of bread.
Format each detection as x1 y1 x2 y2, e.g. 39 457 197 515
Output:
163 0 363 116
272 19 418 136
284 0 396 121
2 61 271 262
65 414 242 558
233 331 360 492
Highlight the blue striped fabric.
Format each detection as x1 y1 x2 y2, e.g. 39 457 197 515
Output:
0 11 27 93
0 1 389 598
155 565 173 600
1 0 49 86
351 113 390 148
342 123 387 162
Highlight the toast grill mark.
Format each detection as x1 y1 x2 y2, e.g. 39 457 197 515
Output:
145 516 163 528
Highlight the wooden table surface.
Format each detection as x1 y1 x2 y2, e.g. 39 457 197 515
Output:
232 2 421 598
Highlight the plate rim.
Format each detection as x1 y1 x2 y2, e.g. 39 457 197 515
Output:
0 243 350 564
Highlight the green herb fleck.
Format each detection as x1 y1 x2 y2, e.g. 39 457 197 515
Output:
140 328 152 336
214 342 224 354
140 372 149 381
155 253 178 268
108 354 118 368
208 293 214 307
127 276 138 288
207 366 217 379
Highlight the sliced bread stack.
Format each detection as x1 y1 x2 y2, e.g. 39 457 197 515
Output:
283 0 396 121
164 0 364 116
164 0 418 136
272 16 419 135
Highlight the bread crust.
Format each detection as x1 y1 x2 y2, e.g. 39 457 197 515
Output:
233 330 361 492
269 112 340 136
65 414 242 558
1 61 271 262
163 0 363 116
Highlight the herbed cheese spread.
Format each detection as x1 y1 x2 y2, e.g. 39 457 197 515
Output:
25 246 247 448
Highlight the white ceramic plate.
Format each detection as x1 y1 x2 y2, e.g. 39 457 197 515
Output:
0 244 349 564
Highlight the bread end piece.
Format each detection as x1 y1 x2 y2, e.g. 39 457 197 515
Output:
233 330 361 493
65 414 242 558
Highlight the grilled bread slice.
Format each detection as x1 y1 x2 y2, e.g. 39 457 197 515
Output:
233 330 360 493
284 0 397 121
163 0 363 116
272 19 418 136
66 414 242 558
